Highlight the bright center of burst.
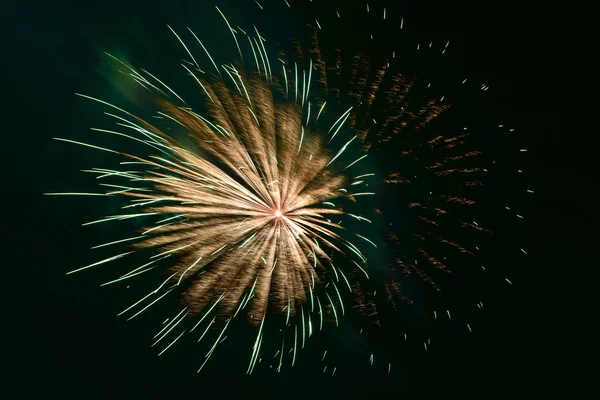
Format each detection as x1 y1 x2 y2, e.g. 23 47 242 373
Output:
275 210 282 218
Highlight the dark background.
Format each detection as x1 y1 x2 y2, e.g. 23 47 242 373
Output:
3 0 579 398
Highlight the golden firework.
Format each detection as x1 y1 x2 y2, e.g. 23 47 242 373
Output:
46 21 372 370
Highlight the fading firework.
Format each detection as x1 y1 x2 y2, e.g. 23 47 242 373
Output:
276 2 530 331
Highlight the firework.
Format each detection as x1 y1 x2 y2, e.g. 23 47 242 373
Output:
46 1 532 374
46 9 372 372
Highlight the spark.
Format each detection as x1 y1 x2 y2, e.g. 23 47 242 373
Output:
53 137 118 154
343 154 367 170
327 135 357 167
44 192 110 197
187 27 222 79
158 329 187 356
66 252 133 275
91 236 144 249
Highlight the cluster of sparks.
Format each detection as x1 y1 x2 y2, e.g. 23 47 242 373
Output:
47 0 533 373
279 1 532 327
47 7 376 373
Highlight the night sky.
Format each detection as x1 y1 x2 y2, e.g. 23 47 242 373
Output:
4 0 579 398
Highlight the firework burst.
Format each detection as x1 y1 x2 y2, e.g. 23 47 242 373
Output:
46 10 373 372
46 1 532 374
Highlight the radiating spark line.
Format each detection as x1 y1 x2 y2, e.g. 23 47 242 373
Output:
306 59 313 104
255 26 272 79
276 336 285 372
142 220 182 235
158 329 187 356
301 69 307 108
326 292 338 327
66 251 133 275
53 137 119 154
118 290 156 316
82 213 158 227
127 288 174 320
253 37 268 80
168 25 203 74
352 260 369 279
154 271 178 293
347 214 372 223
140 68 186 104
44 192 110 196
153 306 188 342
75 93 134 117
345 240 366 261
155 214 187 224
316 101 327 122
215 7 243 61
294 62 298 102
352 192 375 196
182 64 214 102
198 318 231 372
282 64 289 96
234 293 248 319
331 281 345 315
91 235 144 249
100 265 157 286
190 293 225 332
222 65 242 95
247 314 266 374
150 240 202 259
301 305 306 348
292 325 297 366
247 106 260 126
317 296 324 330
187 27 222 79
270 258 278 274
123 198 177 210
328 107 353 139
344 154 367 170
197 317 216 344
177 256 203 285
248 36 261 76
298 126 305 154
327 135 357 167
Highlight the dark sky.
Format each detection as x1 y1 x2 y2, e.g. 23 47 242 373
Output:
3 0 579 398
